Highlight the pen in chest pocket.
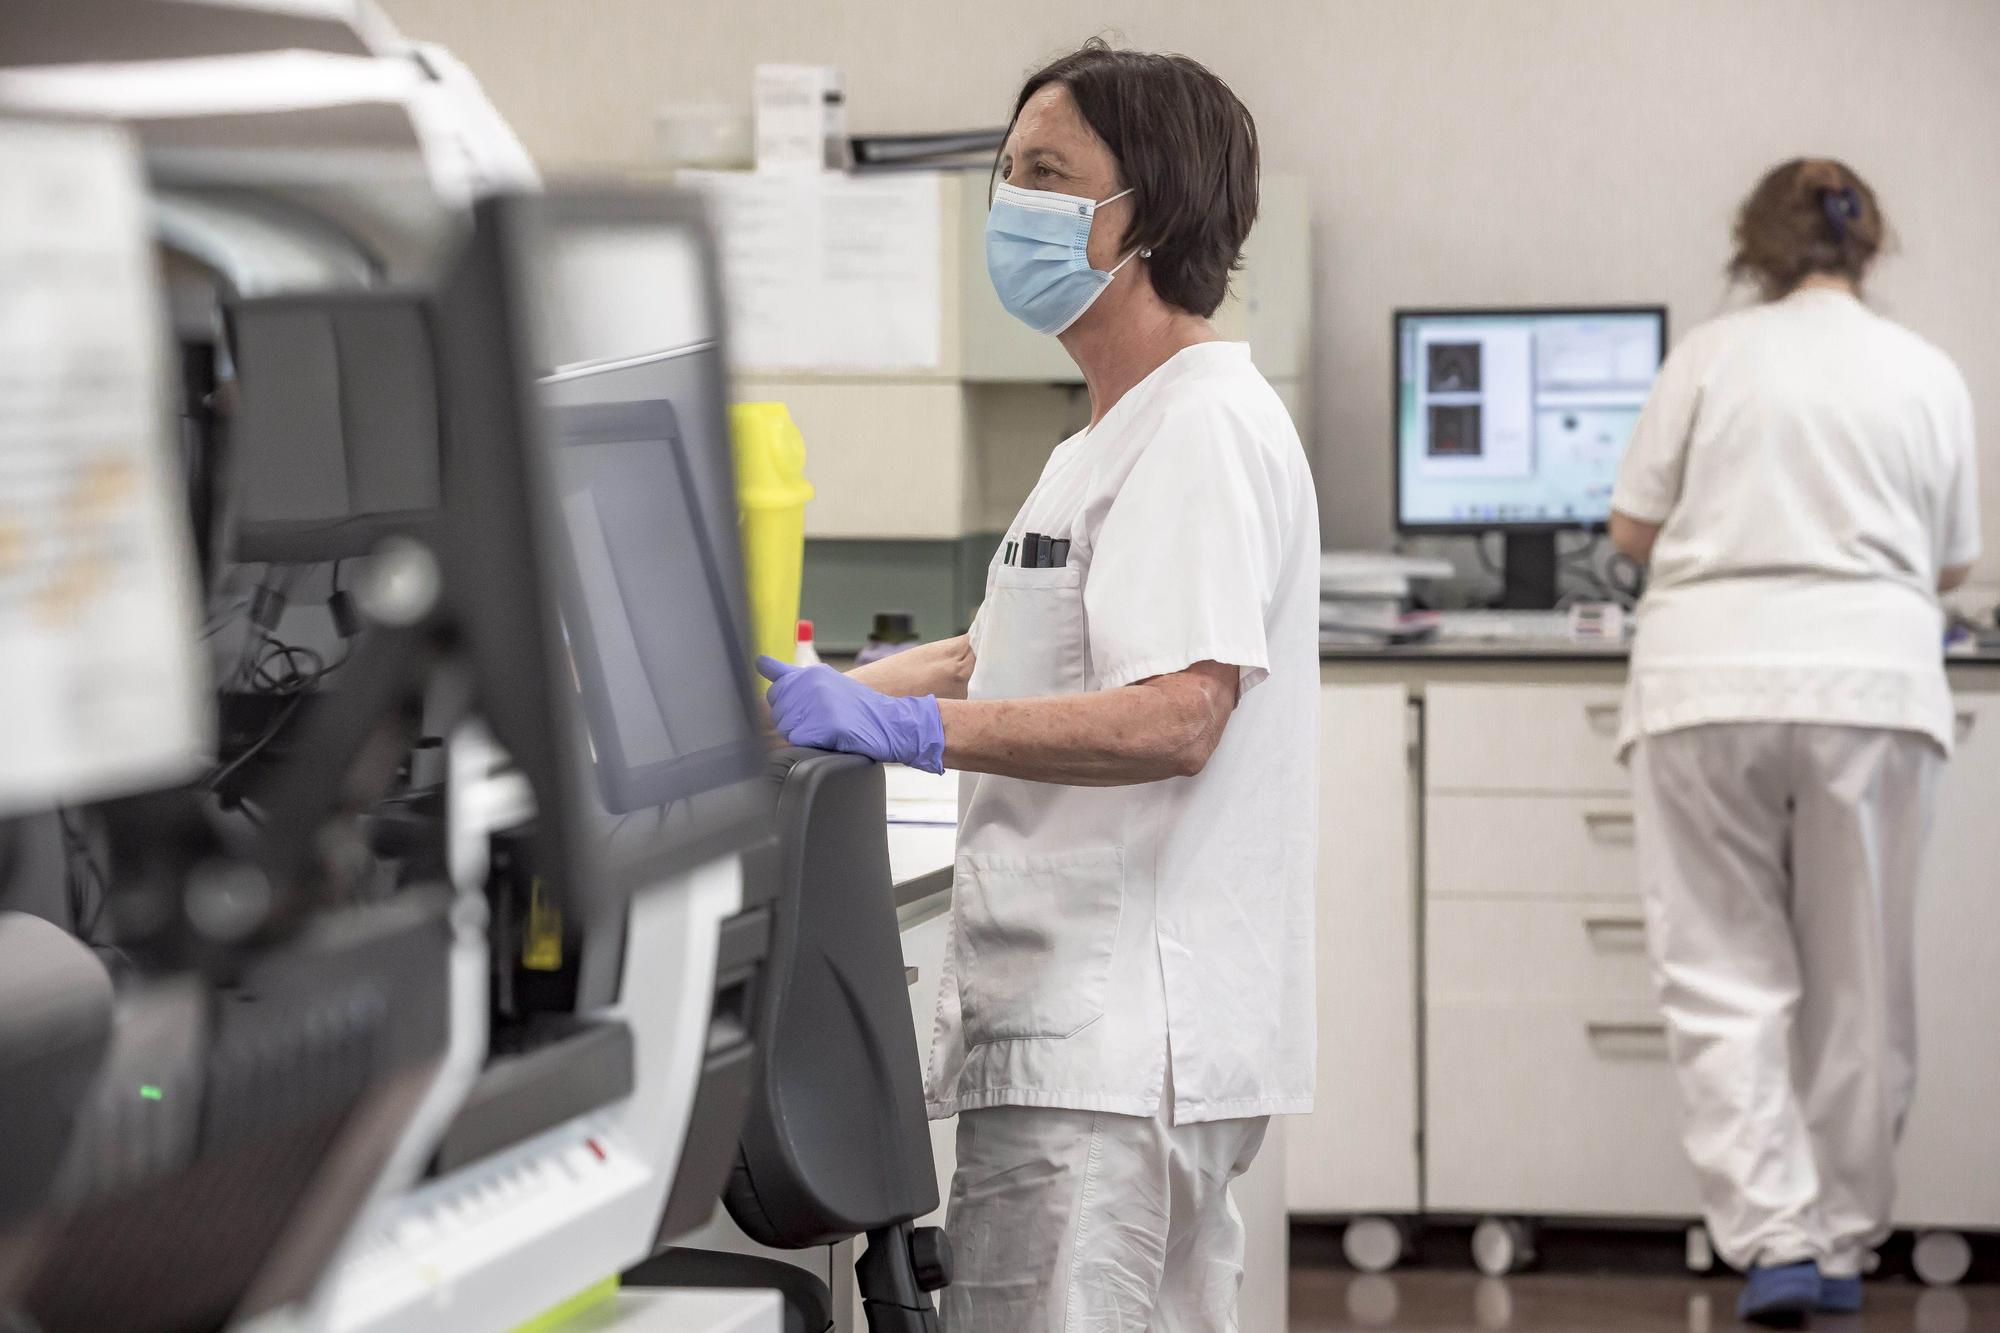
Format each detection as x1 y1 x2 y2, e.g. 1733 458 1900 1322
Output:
1006 531 1072 568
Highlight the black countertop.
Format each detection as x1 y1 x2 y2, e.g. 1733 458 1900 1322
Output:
1322 642 2000 666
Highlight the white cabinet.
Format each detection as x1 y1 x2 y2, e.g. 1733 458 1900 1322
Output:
741 381 970 540
1286 683 1421 1216
1427 898 1652 1007
1425 683 1628 795
1421 681 1690 1219
1426 795 1637 902
1897 693 2000 1229
1407 677 2000 1232
1425 1001 1699 1218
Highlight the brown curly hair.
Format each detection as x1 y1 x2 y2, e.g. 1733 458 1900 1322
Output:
1728 158 1886 300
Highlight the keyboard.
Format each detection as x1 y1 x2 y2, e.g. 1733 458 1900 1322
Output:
1432 610 1585 643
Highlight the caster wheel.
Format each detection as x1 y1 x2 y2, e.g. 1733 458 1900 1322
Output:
1471 1216 1536 1277
1685 1224 1715 1274
1913 1230 1973 1288
1342 1215 1405 1274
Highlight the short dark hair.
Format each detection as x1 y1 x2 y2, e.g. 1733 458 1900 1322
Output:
1004 40 1260 318
1729 157 1887 300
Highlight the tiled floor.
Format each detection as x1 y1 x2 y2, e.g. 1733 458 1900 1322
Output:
1289 1268 2000 1332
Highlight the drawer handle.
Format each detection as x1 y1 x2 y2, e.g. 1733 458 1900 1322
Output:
905 966 920 988
1583 702 1621 730
1583 914 1648 949
1586 1019 1671 1059
1582 809 1636 843
1956 710 1977 743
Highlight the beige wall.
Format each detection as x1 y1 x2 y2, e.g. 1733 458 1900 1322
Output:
384 0 2000 570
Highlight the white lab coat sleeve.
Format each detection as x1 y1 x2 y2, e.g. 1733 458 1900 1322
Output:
1083 400 1282 697
1938 371 1981 570
1612 331 1709 525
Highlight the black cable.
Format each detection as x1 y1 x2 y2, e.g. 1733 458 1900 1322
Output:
201 598 251 641
251 637 326 694
208 692 307 792
57 807 110 942
214 605 352 800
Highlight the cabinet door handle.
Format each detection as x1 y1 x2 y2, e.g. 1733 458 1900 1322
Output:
905 966 920 987
1586 1019 1671 1059
1956 710 1978 743
1583 701 1622 729
1583 914 1648 948
1587 1019 1666 1037
1582 809 1636 843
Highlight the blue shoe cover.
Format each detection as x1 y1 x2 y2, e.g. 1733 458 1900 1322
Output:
1817 1274 1862 1313
1738 1261 1820 1326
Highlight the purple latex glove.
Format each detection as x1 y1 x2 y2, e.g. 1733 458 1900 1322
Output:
756 657 947 774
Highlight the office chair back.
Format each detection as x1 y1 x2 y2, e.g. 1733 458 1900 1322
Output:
630 749 948 1332
725 749 937 1244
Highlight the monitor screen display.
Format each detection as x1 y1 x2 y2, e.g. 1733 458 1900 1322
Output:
528 211 769 859
438 191 773 1008
545 395 759 815
1395 307 1665 530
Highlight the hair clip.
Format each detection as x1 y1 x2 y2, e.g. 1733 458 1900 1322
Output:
1820 186 1860 240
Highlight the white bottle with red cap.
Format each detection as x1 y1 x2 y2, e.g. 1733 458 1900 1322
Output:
793 618 822 668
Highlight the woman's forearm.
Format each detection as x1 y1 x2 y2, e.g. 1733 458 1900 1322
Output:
846 635 976 700
937 662 1237 786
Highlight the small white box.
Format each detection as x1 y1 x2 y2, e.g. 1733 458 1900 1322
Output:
753 63 848 174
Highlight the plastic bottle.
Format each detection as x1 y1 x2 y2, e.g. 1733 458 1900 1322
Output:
853 611 919 667
732 402 814 666
793 618 822 668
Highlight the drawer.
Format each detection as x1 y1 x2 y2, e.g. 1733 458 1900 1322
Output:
1426 684 1628 794
1428 898 1654 1006
1427 794 1638 900
1425 1001 1698 1218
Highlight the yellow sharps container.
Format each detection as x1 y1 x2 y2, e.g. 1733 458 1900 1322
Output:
731 402 814 671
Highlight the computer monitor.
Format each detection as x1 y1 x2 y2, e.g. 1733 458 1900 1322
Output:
434 190 772 1006
311 188 776 1331
225 292 443 564
1394 305 1667 607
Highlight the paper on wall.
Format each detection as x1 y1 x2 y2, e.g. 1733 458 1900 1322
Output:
0 117 210 814
680 169 942 372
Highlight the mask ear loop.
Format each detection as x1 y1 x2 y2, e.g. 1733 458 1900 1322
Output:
1095 187 1148 275
1108 245 1152 276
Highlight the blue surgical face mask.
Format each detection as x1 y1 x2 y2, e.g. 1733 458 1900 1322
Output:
986 182 1146 335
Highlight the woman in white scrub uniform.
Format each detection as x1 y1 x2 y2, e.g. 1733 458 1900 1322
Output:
758 41 1319 1333
1611 158 1980 1326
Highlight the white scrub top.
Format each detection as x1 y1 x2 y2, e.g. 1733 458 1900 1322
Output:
1613 287 1981 755
925 341 1321 1126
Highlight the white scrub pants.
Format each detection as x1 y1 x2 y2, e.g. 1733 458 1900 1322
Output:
939 1090 1269 1332
1631 723 1943 1278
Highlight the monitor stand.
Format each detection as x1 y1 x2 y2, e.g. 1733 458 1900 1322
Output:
1500 532 1560 610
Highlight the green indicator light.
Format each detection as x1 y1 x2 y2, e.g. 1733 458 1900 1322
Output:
139 1085 163 1102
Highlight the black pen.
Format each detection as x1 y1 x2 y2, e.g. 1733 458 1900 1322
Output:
1022 532 1044 568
